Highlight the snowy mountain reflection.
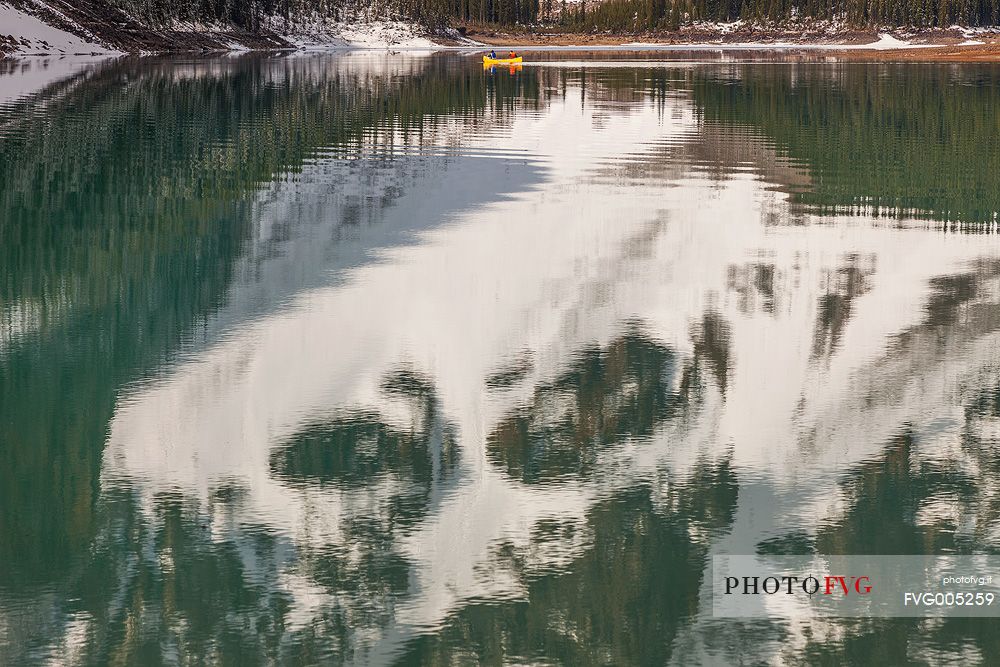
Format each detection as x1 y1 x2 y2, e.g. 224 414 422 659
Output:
3 52 1000 665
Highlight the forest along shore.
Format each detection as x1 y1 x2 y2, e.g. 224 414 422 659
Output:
0 0 455 56
4 0 1000 60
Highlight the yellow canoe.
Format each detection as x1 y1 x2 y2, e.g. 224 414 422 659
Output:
483 56 523 65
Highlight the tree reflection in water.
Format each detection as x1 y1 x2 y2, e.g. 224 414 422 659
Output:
487 323 728 485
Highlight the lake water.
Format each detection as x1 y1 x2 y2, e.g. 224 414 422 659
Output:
3 51 1000 665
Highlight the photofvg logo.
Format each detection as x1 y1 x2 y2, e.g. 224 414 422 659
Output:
724 574 872 597
712 555 1000 618
712 555 884 618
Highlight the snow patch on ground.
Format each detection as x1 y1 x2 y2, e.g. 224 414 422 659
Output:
160 14 440 49
619 32 939 50
686 19 746 33
855 33 930 50
163 18 245 33
952 25 995 38
260 14 439 49
0 3 117 55
336 21 437 48
439 26 487 46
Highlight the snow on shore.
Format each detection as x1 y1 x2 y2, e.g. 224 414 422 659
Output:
0 3 118 55
618 33 941 50
0 1 441 56
272 18 440 50
160 14 446 50
854 33 935 49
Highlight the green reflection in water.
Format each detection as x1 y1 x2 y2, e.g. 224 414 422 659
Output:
401 464 739 665
691 63 1000 225
3 54 1000 666
487 324 726 484
0 54 531 654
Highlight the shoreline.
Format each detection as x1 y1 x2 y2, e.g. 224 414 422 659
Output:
464 41 1000 62
462 25 1000 61
5 5 1000 63
7 41 1000 62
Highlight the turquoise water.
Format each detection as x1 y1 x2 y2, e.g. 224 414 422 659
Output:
3 51 1000 664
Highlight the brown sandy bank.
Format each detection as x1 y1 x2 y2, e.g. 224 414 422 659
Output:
465 26 1000 61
